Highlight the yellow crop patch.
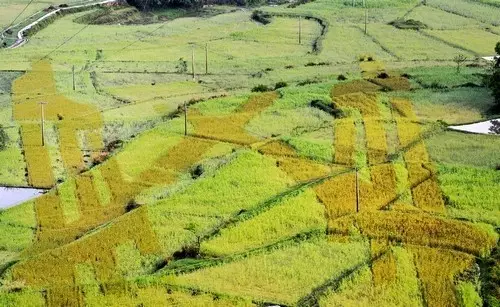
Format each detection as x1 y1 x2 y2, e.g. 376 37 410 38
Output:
359 164 397 211
314 172 356 221
12 60 104 179
334 119 356 166
334 92 380 116
331 80 382 97
411 247 476 307
364 119 388 164
370 76 411 91
276 157 332 182
329 211 497 256
370 241 397 287
190 92 277 145
258 140 297 157
13 208 160 306
20 123 55 188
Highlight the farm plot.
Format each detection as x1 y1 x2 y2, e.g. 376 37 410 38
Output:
426 0 500 26
406 5 485 30
424 29 500 55
366 24 473 60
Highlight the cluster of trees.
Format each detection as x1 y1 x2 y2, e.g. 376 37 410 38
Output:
126 0 266 10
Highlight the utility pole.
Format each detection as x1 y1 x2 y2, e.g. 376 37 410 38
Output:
205 43 208 75
72 65 75 91
298 16 302 45
364 8 368 35
355 168 360 212
191 46 195 81
184 102 187 136
39 102 47 146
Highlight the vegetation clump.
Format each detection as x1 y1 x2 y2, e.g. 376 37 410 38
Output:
251 10 272 25
389 18 427 30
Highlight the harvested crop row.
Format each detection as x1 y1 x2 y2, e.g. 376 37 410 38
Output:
328 211 497 256
334 119 356 166
20 123 55 188
411 246 476 307
364 119 388 164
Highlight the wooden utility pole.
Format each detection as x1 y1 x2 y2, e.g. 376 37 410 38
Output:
39 102 47 146
364 9 368 34
205 43 208 75
355 168 360 212
191 46 195 81
72 65 75 91
298 16 302 45
184 102 187 136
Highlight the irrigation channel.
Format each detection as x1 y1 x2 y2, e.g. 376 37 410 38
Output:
0 186 45 209
449 118 500 135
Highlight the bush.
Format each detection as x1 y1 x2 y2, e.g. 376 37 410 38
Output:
337 74 347 81
0 125 8 151
190 164 204 179
297 79 319 86
274 82 288 90
251 10 272 25
310 100 344 118
377 72 390 79
252 84 272 92
389 18 427 30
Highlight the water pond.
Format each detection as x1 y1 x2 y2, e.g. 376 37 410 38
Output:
0 187 45 209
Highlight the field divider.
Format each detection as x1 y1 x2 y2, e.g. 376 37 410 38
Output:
351 25 401 60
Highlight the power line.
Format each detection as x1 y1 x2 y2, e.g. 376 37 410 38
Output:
2 0 37 33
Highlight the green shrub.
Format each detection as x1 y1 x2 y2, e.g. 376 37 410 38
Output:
252 84 272 92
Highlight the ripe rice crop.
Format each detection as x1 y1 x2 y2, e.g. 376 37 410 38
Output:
329 211 497 256
370 76 411 91
359 164 397 211
20 123 55 188
276 157 332 182
138 137 214 185
371 241 397 286
412 178 445 213
364 119 388 164
12 61 104 178
411 246 476 307
13 207 160 305
190 92 277 145
334 119 356 165
314 172 356 221
319 246 422 307
333 92 380 116
258 140 298 157
331 80 381 97
391 98 417 119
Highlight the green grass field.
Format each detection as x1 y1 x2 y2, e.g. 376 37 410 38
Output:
0 0 499 306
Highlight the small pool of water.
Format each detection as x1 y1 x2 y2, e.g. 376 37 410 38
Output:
449 119 499 135
0 187 45 209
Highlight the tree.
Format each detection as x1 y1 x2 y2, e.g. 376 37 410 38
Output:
0 125 8 151
490 120 500 134
453 54 467 73
175 58 188 74
490 42 500 107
